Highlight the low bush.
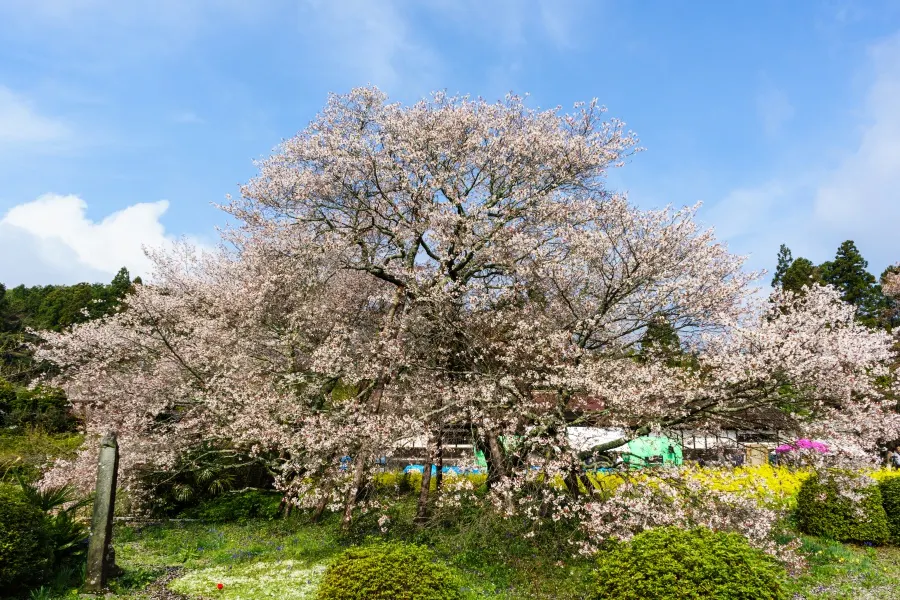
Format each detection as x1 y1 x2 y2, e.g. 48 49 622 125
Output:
878 475 900 542
184 489 283 523
796 471 890 544
592 526 787 600
0 484 51 593
316 542 462 600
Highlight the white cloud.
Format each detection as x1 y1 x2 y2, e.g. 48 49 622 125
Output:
0 86 71 147
755 80 794 138
0 194 181 286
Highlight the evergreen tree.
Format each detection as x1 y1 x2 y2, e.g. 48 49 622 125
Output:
772 244 793 288
640 318 681 355
0 283 8 332
781 258 821 294
638 316 696 369
108 267 133 301
819 241 881 325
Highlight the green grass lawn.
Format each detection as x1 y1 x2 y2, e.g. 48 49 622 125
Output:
60 513 897 600
786 537 900 599
103 509 596 599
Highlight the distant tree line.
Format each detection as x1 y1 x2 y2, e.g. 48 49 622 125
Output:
0 267 139 431
772 241 899 331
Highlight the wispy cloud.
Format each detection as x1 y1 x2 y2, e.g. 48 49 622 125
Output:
705 32 900 275
293 0 589 97
428 0 586 50
536 0 582 49
755 78 794 138
0 86 71 147
297 0 442 94
0 0 261 72
814 33 900 240
172 110 205 125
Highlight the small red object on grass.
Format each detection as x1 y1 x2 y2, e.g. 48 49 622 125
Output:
217 583 224 590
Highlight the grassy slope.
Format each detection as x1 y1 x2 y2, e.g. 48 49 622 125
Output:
107 498 597 600
0 430 82 483
786 537 900 599
92 515 900 600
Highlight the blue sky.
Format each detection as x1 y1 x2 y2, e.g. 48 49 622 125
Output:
1 0 899 286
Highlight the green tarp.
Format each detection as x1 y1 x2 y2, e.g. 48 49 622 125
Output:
622 435 682 467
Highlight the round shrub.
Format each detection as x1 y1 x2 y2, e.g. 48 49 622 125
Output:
0 484 51 592
316 542 462 600
796 471 890 544
878 475 900 543
592 526 787 600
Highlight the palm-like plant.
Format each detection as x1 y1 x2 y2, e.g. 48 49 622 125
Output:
16 476 92 565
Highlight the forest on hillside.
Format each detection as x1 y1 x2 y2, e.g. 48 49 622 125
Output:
0 267 138 432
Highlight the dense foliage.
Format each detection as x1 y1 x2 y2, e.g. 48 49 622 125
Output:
878 475 900 543
183 489 283 523
316 542 462 600
0 484 51 594
133 442 277 517
592 526 787 600
796 471 890 544
0 380 76 432
0 267 136 384
0 268 137 439
0 430 83 484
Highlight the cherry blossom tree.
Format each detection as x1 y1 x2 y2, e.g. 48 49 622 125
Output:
36 88 899 551
885 266 900 301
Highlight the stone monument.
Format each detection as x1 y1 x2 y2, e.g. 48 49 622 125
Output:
84 431 119 593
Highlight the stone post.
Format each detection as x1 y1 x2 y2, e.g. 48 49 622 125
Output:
84 432 119 593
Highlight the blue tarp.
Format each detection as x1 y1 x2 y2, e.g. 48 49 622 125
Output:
402 465 479 475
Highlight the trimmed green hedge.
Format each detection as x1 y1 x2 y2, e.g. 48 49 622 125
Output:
0 484 51 593
316 542 462 600
796 471 890 544
592 526 787 600
879 475 900 543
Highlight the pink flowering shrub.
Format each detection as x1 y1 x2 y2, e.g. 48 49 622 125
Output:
775 439 829 454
